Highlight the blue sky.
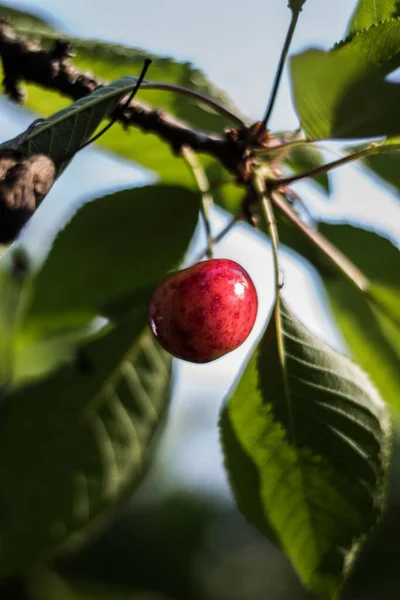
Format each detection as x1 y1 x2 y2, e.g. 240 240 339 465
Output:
1 0 400 495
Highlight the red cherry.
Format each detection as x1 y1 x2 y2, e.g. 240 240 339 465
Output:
148 259 258 363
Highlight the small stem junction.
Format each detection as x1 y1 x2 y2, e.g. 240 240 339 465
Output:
181 146 214 258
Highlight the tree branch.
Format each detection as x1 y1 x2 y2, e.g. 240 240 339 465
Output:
0 21 254 180
269 189 370 292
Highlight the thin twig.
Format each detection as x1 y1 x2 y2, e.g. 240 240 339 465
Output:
181 146 214 258
141 81 245 127
269 143 400 189
269 189 370 292
11 26 245 127
252 174 296 443
0 21 251 178
193 216 240 263
72 59 152 154
260 10 300 129
253 137 317 156
255 176 281 294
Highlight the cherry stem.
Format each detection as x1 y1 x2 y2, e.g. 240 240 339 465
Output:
193 216 240 263
181 146 214 258
140 82 245 127
260 10 300 130
253 174 294 435
253 175 281 298
269 142 400 189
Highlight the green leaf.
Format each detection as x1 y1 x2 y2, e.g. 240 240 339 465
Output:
370 283 400 328
324 279 400 413
290 20 400 139
220 298 390 599
0 320 171 577
285 145 331 195
318 223 400 332
1 76 141 176
21 34 242 135
28 570 159 600
321 227 400 406
0 4 53 32
319 224 400 287
347 0 400 35
361 150 400 196
220 401 278 545
23 185 199 334
278 220 400 412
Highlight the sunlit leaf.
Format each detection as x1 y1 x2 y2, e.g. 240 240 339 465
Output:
362 150 400 197
221 298 390 598
0 4 53 32
285 145 331 195
290 20 400 139
324 279 400 413
348 0 400 35
278 220 400 412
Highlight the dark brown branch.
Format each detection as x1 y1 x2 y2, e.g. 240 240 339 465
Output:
0 153 55 243
0 20 254 180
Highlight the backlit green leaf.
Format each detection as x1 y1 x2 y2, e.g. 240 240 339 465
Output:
290 20 400 139
285 145 331 195
348 0 400 35
278 220 400 412
0 4 53 32
362 150 400 197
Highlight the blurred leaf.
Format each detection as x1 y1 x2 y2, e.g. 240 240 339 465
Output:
285 145 331 195
29 569 171 600
290 19 400 139
370 284 400 328
0 320 171 577
319 224 400 287
319 224 400 335
0 4 54 31
361 151 400 196
1 76 141 177
347 0 400 35
0 4 243 183
220 402 278 545
0 251 87 387
220 298 390 599
23 185 199 334
212 182 243 214
279 220 400 412
325 279 400 412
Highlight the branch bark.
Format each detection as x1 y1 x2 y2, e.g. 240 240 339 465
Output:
0 20 254 180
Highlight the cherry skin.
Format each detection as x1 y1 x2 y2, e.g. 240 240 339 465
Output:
148 258 258 363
